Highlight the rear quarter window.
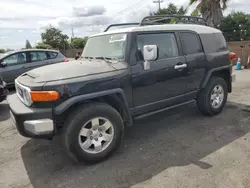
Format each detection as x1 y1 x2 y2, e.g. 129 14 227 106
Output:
214 33 228 52
199 33 228 53
47 52 58 59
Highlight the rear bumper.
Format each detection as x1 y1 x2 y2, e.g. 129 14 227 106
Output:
7 94 54 139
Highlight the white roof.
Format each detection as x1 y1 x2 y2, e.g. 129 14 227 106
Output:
90 24 221 37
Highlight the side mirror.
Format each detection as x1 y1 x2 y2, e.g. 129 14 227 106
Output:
142 45 158 70
1 61 7 68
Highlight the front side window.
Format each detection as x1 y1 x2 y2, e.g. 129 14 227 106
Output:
180 32 202 55
82 33 127 60
137 33 179 60
3 52 27 66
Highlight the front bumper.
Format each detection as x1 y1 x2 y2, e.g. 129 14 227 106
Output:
7 94 54 138
0 81 8 102
232 74 236 82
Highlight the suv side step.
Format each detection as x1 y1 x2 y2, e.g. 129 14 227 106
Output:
133 100 195 120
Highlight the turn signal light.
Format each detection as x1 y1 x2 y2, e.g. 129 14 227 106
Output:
30 91 60 102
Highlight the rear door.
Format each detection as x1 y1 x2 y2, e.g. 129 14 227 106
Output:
26 51 48 71
179 32 206 92
0 52 28 85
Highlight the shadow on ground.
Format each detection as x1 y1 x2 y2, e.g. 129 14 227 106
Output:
20 103 250 188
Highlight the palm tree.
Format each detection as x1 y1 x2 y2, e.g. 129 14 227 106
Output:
190 0 229 27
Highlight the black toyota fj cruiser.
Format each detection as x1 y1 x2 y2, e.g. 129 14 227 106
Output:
8 15 235 163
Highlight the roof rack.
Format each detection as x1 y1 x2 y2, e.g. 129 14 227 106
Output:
104 23 139 32
140 15 207 26
104 15 207 32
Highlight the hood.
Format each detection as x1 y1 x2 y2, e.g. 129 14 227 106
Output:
19 59 127 83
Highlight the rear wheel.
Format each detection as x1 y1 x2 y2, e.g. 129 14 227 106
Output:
62 103 124 163
197 76 228 116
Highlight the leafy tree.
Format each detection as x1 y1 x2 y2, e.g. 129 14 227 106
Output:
25 40 32 49
190 0 229 27
154 3 187 16
219 12 250 41
71 37 88 49
41 25 69 49
0 49 6 53
151 3 187 24
35 42 52 49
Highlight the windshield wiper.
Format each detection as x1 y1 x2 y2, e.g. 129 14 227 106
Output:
83 56 94 60
95 57 113 64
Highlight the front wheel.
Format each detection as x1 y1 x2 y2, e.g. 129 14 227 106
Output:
197 76 228 116
62 102 124 163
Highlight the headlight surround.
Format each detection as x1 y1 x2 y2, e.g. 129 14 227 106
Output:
15 80 33 106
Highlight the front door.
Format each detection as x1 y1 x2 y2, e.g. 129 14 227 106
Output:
0 52 28 86
131 32 193 115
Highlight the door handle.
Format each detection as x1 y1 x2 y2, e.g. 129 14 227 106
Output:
174 64 187 70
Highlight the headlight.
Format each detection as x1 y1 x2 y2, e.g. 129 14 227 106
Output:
23 89 33 106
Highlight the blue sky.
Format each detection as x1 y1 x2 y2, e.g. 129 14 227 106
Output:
0 0 249 49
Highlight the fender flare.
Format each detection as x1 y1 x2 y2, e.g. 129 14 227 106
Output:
54 88 133 126
201 65 232 89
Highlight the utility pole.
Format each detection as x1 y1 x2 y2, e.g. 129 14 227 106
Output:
153 0 163 11
71 28 75 38
71 28 75 43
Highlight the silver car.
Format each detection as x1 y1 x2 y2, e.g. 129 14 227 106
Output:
0 49 68 87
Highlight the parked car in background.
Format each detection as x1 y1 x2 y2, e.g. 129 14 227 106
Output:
0 76 7 103
0 49 68 87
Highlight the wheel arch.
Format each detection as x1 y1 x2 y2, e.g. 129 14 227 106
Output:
201 65 232 93
54 89 133 127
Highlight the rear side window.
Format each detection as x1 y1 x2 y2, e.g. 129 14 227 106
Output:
47 52 58 59
180 32 203 55
137 33 179 59
30 51 47 62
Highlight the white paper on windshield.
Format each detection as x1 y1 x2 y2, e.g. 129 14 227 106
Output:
109 34 126 43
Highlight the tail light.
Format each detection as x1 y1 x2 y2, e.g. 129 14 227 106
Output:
63 59 69 62
229 52 237 61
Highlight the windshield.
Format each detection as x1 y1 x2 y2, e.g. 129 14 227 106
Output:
82 33 127 60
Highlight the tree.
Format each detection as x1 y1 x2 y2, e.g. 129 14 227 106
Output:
0 49 6 53
35 42 52 49
25 40 32 49
153 3 187 16
71 37 88 49
41 25 69 49
190 0 228 27
219 12 250 41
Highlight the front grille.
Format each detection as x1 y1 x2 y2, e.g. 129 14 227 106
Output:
15 80 26 104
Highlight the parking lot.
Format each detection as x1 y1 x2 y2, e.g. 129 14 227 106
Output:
1 70 250 188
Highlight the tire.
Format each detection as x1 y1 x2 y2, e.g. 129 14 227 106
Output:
197 76 228 116
62 102 124 163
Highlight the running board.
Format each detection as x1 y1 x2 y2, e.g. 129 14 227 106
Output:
133 100 195 120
